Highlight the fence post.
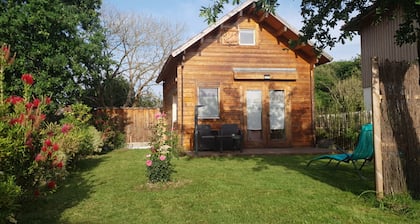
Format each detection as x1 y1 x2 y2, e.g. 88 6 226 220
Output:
371 56 384 199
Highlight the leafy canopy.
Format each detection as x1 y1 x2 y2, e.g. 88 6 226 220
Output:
0 0 110 105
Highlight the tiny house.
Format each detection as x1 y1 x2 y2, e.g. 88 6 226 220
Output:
156 0 331 151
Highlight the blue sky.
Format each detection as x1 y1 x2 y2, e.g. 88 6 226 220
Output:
103 0 360 61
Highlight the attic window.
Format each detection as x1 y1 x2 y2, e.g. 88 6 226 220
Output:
239 29 255 45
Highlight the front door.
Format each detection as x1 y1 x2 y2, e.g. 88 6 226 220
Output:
244 84 290 148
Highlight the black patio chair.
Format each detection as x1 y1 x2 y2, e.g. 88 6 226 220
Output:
220 124 242 152
197 124 218 151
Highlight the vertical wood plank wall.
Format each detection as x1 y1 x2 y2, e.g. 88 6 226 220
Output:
98 108 160 143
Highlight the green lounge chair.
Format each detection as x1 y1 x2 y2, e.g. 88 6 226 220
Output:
307 123 374 178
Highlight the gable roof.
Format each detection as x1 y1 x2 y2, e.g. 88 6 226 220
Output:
157 0 332 83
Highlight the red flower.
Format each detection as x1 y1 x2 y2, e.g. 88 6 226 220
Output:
2 45 8 53
34 189 40 197
55 161 63 169
35 153 44 162
21 73 34 85
52 143 59 151
32 98 41 108
47 180 56 189
61 124 72 134
41 146 47 152
25 137 33 149
6 95 24 105
44 138 52 147
25 102 34 109
9 114 24 125
45 97 51 105
39 114 46 121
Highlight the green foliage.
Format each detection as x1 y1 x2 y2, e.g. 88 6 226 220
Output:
89 126 104 154
200 0 277 24
0 0 110 105
60 103 92 127
0 174 22 224
92 110 126 151
84 75 130 108
315 57 363 113
137 91 162 108
145 112 180 183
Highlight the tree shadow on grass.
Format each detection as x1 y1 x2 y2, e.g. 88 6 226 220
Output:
17 155 109 224
210 154 375 196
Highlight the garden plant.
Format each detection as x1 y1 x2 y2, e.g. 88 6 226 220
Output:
0 44 111 223
145 112 180 183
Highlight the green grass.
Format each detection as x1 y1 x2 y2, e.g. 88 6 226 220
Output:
19 149 420 223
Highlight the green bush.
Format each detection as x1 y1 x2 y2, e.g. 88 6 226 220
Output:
0 174 22 224
92 110 126 151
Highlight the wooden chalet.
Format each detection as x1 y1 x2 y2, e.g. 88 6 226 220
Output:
156 0 332 151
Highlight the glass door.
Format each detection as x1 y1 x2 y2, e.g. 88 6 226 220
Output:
268 90 286 144
245 90 263 146
245 87 288 148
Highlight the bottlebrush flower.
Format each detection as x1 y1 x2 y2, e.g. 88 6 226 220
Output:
47 180 56 189
52 143 59 151
45 96 51 105
61 123 72 134
21 73 34 85
6 95 24 105
55 161 63 169
35 153 44 162
32 98 41 108
44 138 52 147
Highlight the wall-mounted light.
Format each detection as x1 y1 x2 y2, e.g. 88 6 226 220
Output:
264 74 270 80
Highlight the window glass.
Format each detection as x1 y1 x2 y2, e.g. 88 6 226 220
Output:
198 88 219 118
239 29 255 45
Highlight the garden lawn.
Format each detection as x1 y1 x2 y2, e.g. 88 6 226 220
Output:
19 149 420 223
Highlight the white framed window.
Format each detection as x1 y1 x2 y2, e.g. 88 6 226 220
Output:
239 29 255 45
198 87 219 119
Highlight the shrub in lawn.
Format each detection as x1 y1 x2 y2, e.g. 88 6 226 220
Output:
56 103 104 163
92 109 126 151
0 45 69 221
145 112 180 183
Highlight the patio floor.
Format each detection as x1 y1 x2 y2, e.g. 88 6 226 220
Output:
186 147 334 157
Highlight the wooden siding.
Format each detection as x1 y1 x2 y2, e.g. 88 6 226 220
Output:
170 17 317 150
359 8 418 88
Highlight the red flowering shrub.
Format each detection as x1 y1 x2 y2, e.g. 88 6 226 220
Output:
1 44 105 223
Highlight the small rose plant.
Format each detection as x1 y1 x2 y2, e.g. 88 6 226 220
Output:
145 112 180 183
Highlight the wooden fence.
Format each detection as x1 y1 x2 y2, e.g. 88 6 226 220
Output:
96 107 160 144
315 110 372 149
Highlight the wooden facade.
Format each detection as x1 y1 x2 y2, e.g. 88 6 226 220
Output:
157 0 331 151
345 6 418 111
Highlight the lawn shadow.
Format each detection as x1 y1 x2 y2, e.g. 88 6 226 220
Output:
17 155 109 224
211 154 375 196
